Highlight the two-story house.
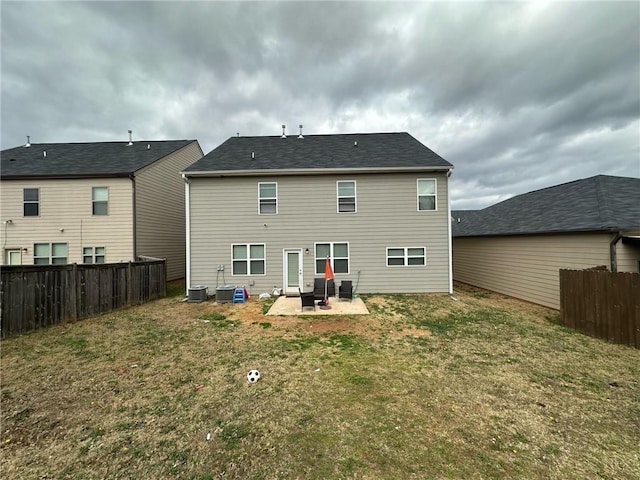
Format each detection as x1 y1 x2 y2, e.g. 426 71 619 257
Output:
1 138 203 280
182 131 454 295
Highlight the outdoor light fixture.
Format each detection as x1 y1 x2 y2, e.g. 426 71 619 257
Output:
305 248 310 255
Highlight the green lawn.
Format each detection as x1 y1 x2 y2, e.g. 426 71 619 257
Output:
2 284 639 479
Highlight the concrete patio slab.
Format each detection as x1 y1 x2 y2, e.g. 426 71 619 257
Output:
266 296 369 316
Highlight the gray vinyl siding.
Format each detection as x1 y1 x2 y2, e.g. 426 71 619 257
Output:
189 172 451 294
0 178 134 265
135 141 202 280
452 233 615 309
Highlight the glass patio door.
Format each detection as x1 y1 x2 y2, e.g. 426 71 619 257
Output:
283 249 303 295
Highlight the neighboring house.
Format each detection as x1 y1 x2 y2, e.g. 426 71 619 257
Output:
1 138 203 280
452 175 640 309
183 131 454 295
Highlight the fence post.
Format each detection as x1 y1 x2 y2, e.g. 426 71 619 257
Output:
163 258 167 297
127 261 133 306
72 263 78 320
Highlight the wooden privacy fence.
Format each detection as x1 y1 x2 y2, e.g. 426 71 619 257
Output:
559 269 639 349
1 259 166 338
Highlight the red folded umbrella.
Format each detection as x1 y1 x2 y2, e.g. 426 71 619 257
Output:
324 257 334 304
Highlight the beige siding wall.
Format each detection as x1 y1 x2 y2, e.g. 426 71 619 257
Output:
452 233 615 309
1 178 134 265
135 141 202 280
189 172 451 295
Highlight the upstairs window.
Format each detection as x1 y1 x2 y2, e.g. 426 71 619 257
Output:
258 182 277 214
315 242 349 274
417 179 437 211
232 243 266 275
34 243 68 265
337 181 356 213
83 246 106 264
23 188 39 216
387 247 426 267
92 187 108 215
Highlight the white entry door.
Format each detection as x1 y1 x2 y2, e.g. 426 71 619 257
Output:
283 249 303 295
6 249 22 265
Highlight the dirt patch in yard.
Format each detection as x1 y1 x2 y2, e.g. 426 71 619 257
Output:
303 317 362 334
145 294 433 341
366 295 391 308
124 284 558 345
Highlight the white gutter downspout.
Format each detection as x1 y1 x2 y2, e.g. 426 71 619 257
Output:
130 174 137 259
610 231 623 273
446 168 454 294
183 174 191 291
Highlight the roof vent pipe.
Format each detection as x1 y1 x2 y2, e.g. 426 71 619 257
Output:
25 136 31 147
298 124 304 139
281 125 286 138
354 141 358 147
43 151 47 157
251 151 255 159
127 130 133 146
147 144 150 150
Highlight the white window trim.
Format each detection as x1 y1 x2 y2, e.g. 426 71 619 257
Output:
336 180 357 214
33 242 68 265
6 249 22 265
23 187 40 217
92 186 109 216
258 182 278 215
231 243 266 276
314 241 350 275
83 246 106 264
386 247 426 267
417 178 437 212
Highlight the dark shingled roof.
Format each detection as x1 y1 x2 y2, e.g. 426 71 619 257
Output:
183 132 453 173
1 140 196 178
452 175 640 237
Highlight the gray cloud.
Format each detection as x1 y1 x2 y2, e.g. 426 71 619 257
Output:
2 1 638 209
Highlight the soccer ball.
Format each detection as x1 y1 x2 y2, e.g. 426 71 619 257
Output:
247 369 261 383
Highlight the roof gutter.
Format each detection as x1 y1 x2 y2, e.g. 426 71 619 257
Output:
453 227 638 238
610 231 623 273
182 165 453 178
2 172 134 181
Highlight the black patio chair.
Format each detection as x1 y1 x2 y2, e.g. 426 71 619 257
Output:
339 280 353 302
299 288 316 311
313 278 335 301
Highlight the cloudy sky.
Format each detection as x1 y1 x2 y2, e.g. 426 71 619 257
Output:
1 1 638 209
